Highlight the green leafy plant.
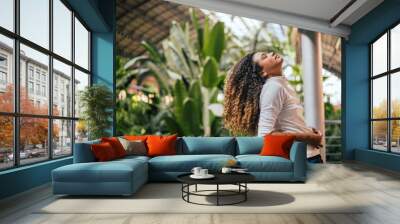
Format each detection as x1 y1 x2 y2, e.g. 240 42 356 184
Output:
118 9 228 136
79 84 114 139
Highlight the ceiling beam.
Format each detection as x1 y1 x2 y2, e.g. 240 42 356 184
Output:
330 0 367 27
117 0 148 21
165 0 351 37
117 2 184 36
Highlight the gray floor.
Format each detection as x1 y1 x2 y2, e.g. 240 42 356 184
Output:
1 162 400 224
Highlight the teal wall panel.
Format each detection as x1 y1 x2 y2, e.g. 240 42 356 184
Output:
0 158 72 199
343 0 400 171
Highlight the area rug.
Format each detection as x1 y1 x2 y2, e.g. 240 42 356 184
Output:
37 183 362 214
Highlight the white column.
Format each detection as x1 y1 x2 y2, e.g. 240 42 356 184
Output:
300 30 326 162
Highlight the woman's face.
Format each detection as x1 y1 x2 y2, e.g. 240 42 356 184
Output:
252 52 283 77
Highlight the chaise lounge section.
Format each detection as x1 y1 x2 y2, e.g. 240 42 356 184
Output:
52 137 307 196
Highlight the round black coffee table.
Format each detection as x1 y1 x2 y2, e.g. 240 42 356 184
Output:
177 173 255 206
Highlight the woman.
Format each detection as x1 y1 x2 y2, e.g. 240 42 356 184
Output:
224 52 322 156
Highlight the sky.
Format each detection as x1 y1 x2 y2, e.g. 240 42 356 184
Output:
202 9 342 105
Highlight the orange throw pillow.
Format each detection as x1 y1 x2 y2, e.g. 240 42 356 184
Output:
91 142 117 161
124 135 148 142
260 134 295 159
146 135 177 157
101 137 126 158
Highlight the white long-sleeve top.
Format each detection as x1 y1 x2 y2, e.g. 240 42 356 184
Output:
257 76 311 137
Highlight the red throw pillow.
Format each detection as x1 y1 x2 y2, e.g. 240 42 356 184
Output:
124 135 148 142
101 137 126 158
146 135 177 157
91 142 117 161
260 134 295 159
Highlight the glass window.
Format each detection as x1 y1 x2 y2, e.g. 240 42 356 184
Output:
371 26 400 153
391 24 400 70
53 59 72 117
0 0 14 31
0 34 13 113
391 72 400 118
372 121 388 151
20 0 49 49
74 17 89 70
0 116 14 169
74 69 89 118
0 71 7 84
372 33 387 76
19 117 49 165
36 84 40 95
372 77 387 119
28 81 34 93
35 70 40 80
0 0 91 170
391 120 400 153
20 44 49 115
28 67 34 80
53 119 72 157
53 0 72 60
0 54 7 67
41 85 46 96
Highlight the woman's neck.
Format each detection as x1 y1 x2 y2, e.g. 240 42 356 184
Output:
267 73 283 79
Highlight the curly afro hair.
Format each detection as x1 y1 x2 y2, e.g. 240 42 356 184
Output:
223 52 265 135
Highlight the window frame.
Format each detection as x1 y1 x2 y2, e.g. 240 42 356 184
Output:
369 21 400 154
0 0 92 171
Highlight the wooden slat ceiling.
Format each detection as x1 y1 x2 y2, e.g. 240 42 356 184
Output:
117 0 341 77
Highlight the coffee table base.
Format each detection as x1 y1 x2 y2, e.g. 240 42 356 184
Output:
181 183 249 206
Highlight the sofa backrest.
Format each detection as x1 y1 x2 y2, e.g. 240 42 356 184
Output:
178 137 236 155
73 136 265 162
73 139 100 163
235 137 264 155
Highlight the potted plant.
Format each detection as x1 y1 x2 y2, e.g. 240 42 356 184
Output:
79 84 114 140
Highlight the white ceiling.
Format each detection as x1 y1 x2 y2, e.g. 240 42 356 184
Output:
166 0 384 37
227 0 352 23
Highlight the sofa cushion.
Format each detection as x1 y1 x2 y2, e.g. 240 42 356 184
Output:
91 142 118 161
147 135 177 157
124 135 148 142
53 159 147 183
118 137 147 156
180 137 235 155
101 137 127 158
149 154 235 172
236 155 293 172
260 135 295 159
236 137 263 155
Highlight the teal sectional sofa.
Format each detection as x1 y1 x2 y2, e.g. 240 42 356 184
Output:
52 137 307 196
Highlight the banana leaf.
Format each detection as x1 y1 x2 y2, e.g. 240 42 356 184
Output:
183 98 202 136
202 57 219 88
173 79 188 126
141 41 165 64
203 22 225 62
188 81 203 125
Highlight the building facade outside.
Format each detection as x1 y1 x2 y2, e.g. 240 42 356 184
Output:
0 41 82 168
